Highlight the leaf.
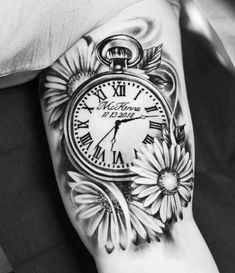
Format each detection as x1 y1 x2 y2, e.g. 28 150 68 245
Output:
138 44 162 73
174 125 185 146
149 75 170 89
161 125 171 147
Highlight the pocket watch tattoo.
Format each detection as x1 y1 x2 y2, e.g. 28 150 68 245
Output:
41 34 194 253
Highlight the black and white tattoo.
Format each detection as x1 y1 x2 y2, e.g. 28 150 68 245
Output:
41 32 193 253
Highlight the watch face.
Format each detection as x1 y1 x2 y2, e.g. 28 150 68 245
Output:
64 73 172 182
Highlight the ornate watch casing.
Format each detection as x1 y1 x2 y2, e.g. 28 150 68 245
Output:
63 35 173 182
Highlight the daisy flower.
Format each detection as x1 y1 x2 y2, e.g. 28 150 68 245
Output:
130 138 193 223
68 172 129 253
42 38 104 126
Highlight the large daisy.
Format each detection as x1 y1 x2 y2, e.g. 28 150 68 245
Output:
42 38 104 126
130 138 193 223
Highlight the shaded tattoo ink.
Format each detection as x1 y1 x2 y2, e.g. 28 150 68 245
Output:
41 34 194 253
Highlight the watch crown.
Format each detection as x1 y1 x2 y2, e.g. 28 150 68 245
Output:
106 47 132 71
96 34 143 72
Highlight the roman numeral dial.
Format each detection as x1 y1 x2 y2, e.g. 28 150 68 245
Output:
65 76 171 182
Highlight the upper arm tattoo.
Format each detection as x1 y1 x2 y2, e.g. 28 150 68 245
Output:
40 13 194 254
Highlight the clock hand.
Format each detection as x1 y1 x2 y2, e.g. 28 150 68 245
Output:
110 115 159 150
95 115 159 149
111 120 121 151
95 123 117 147
119 114 159 123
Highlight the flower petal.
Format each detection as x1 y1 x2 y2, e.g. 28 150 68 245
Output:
68 171 84 182
46 75 67 84
87 209 105 236
45 82 67 90
170 145 175 169
130 211 148 240
162 141 170 168
74 194 98 204
180 172 193 183
52 62 70 79
138 186 159 198
160 195 167 222
47 93 69 104
43 89 67 99
166 196 172 220
117 213 128 250
64 52 77 75
105 213 115 253
174 193 183 220
49 107 63 124
177 152 190 173
172 145 181 170
131 204 162 233
133 177 156 186
131 200 144 210
58 56 74 76
151 195 162 214
75 183 98 194
133 158 156 173
46 97 69 111
130 166 158 180
132 185 148 195
141 146 162 172
146 143 155 154
153 141 165 169
170 195 177 217
79 204 103 219
144 189 161 207
154 138 164 154
98 212 109 249
178 186 191 203
178 160 193 179
180 181 193 192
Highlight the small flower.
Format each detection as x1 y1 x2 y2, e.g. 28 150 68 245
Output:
130 138 193 223
42 38 104 126
68 172 128 253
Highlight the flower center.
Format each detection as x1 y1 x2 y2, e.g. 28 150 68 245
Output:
98 194 112 213
158 171 179 195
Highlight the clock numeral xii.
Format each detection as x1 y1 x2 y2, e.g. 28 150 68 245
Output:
112 84 126 97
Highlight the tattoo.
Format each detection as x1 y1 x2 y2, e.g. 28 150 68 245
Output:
40 33 194 253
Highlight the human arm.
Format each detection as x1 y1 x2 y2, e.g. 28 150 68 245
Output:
39 1 220 272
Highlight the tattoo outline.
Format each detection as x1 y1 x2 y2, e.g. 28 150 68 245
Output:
41 34 194 253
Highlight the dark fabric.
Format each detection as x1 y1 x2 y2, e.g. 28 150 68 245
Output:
0 82 97 273
182 29 235 273
0 29 234 273
0 245 14 273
